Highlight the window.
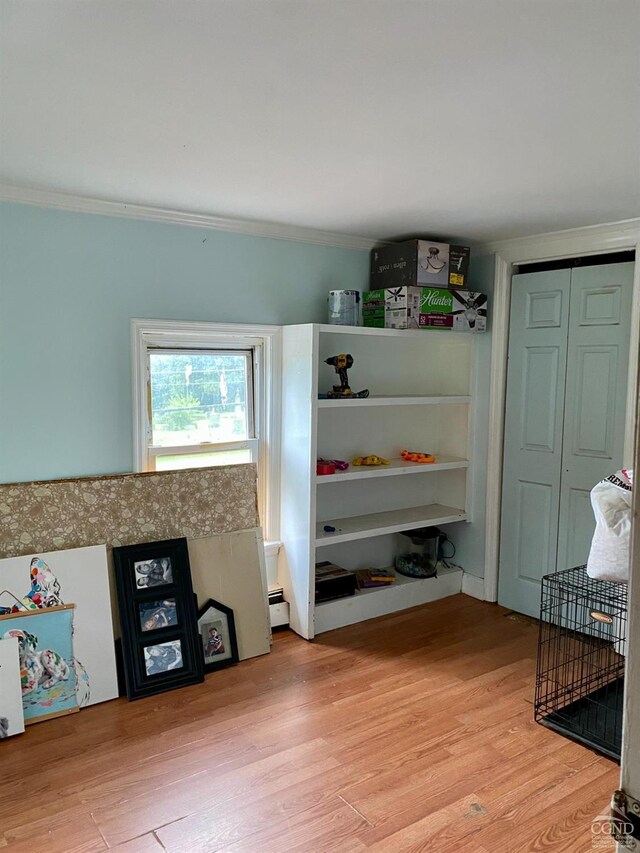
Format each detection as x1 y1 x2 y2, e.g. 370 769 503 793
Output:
147 348 256 471
132 320 281 540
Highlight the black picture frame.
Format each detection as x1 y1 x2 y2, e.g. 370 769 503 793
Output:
197 599 239 673
113 537 204 700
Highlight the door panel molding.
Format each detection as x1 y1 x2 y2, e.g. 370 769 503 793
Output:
579 286 622 326
571 345 618 459
521 346 561 453
485 221 640 603
515 480 554 584
561 487 594 570
525 290 563 328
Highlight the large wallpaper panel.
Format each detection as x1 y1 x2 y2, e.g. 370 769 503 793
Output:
0 465 259 558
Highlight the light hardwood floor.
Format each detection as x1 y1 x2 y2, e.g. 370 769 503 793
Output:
1 595 619 852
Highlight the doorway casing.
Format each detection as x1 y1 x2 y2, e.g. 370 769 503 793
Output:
481 218 640 603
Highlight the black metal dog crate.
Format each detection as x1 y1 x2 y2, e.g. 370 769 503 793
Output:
535 565 628 761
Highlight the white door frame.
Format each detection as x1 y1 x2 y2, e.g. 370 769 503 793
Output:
482 218 640 602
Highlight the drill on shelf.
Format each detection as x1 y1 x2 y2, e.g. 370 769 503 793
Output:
323 354 369 399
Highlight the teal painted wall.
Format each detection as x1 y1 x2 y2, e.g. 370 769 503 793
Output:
446 252 495 579
0 202 369 483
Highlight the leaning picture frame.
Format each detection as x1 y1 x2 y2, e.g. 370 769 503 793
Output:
113 538 204 700
197 599 239 673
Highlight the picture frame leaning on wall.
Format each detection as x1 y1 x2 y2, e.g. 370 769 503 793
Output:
197 598 239 673
113 538 204 700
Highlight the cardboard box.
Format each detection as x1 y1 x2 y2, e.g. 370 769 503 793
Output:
370 240 471 289
363 288 386 327
362 310 385 328
385 286 422 330
419 288 487 333
363 288 385 308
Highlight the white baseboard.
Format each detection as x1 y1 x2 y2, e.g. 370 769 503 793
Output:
461 572 485 600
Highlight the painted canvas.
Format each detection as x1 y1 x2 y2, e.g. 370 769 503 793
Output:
0 545 117 706
0 606 77 724
0 637 25 738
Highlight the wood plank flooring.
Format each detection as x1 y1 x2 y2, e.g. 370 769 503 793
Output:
0 595 619 852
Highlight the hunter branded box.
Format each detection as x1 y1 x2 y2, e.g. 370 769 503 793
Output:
370 240 471 289
419 288 487 333
362 286 487 332
362 288 385 328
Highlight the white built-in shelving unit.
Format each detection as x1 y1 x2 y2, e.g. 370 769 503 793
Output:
279 323 475 639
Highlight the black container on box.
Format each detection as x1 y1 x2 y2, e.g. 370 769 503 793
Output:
371 240 470 289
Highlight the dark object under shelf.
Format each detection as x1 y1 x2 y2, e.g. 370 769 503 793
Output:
534 565 627 762
315 562 357 603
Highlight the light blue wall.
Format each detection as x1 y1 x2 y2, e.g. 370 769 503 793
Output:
0 202 369 483
446 252 495 579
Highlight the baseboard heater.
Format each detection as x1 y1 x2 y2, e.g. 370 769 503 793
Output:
269 589 289 628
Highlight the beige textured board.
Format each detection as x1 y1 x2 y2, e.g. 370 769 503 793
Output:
188 529 271 661
0 465 259 559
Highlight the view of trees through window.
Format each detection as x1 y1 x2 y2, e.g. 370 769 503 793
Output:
149 351 252 449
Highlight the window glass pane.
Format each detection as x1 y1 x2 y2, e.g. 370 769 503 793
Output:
154 449 252 471
149 351 251 447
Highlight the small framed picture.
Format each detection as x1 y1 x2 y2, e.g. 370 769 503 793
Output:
138 598 178 632
113 538 203 700
197 599 239 673
134 557 173 588
143 639 183 675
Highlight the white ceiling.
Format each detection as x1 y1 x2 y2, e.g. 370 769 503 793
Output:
1 0 639 242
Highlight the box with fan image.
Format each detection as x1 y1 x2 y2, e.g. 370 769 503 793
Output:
419 288 487 333
370 240 470 289
384 285 422 330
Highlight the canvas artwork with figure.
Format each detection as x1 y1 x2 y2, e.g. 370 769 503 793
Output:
0 545 117 707
0 606 77 724
0 636 26 737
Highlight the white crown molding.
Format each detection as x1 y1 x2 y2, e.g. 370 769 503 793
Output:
479 217 640 263
0 183 379 251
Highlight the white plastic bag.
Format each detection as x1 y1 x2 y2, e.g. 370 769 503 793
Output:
586 469 633 583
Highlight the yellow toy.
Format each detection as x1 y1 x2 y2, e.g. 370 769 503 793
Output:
352 454 390 466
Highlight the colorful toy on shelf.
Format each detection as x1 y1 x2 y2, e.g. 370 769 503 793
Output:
401 450 437 464
321 354 369 399
317 459 350 475
352 454 390 466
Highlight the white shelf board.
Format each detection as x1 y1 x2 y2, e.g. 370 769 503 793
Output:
316 323 477 339
314 564 463 634
315 455 468 483
315 503 467 546
317 395 470 408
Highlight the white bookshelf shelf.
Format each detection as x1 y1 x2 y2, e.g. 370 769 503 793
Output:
315 455 468 483
314 565 464 634
317 395 471 408
279 323 473 640
315 503 467 547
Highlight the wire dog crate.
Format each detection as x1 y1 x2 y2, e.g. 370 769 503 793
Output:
535 565 628 761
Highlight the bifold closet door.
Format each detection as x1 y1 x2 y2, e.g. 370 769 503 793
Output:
500 262 634 617
499 270 571 617
555 262 634 572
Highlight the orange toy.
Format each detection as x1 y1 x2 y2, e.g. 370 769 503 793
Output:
401 450 436 464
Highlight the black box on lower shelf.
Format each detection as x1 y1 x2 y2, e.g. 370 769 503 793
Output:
315 562 357 603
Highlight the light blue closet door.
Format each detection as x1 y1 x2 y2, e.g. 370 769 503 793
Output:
500 262 633 616
556 262 634 572
499 270 571 616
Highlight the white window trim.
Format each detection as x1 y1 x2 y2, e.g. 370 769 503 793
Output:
131 318 282 541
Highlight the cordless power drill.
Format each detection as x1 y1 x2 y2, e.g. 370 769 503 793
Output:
324 354 369 399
